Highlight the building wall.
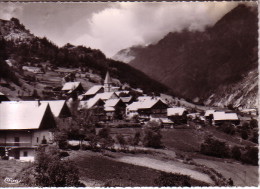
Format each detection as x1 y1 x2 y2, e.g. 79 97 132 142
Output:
32 130 54 146
19 148 35 162
0 131 33 147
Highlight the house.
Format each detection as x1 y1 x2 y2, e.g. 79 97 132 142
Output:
0 101 56 161
40 100 71 118
167 107 188 124
127 99 168 120
212 112 240 126
83 85 104 100
78 97 106 121
104 99 126 120
61 81 84 95
0 92 10 102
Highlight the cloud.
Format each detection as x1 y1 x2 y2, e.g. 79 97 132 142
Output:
0 3 23 20
0 2 252 58
73 2 241 57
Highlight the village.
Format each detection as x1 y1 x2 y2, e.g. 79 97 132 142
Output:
0 61 258 187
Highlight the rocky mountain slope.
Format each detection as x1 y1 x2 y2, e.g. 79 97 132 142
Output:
114 4 258 108
0 18 169 97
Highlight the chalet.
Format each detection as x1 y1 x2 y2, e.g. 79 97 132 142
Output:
83 85 104 100
104 99 126 120
167 107 188 124
78 97 106 121
212 112 240 126
127 99 168 120
0 101 56 161
0 92 10 102
62 81 84 95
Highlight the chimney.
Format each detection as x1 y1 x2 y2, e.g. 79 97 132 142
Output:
37 99 41 107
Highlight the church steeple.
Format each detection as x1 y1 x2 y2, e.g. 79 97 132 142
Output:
104 71 112 92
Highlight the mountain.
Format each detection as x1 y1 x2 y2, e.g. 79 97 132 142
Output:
115 4 258 108
0 18 169 97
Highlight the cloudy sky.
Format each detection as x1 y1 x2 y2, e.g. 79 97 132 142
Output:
0 1 254 57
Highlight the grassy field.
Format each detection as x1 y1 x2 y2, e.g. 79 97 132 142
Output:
68 150 208 187
0 160 28 187
194 158 258 186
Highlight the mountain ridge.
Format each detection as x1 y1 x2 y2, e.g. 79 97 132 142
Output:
114 4 258 108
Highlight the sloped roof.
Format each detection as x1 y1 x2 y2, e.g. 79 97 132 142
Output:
0 101 50 130
62 82 81 91
104 99 121 107
167 107 186 116
104 71 112 84
79 97 104 109
115 91 129 96
213 112 239 121
104 106 115 112
120 96 133 103
84 85 103 96
95 92 118 100
39 100 68 117
205 110 216 117
127 99 164 111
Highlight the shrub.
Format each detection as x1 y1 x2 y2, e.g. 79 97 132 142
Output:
116 134 127 149
154 172 191 187
241 146 258 165
33 146 83 187
241 130 248 140
200 136 230 158
218 122 236 135
54 131 68 149
143 128 162 148
231 146 241 160
250 119 258 128
250 131 258 144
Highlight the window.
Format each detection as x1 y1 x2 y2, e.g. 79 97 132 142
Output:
37 137 39 143
42 136 47 144
23 151 28 157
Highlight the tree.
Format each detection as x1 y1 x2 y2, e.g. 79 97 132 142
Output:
250 119 258 128
116 134 127 149
143 121 163 148
241 146 258 165
231 146 241 160
133 131 141 146
200 136 230 158
33 146 82 187
241 130 248 140
98 127 114 150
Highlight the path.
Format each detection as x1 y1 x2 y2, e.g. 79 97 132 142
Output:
117 156 214 184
